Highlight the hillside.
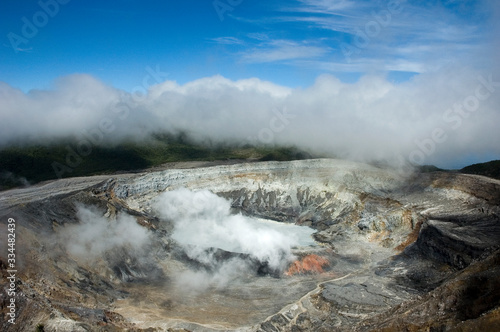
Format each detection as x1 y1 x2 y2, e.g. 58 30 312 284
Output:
0 134 311 190
2 134 499 191
461 160 500 180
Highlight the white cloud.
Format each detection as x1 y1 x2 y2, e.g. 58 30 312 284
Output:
246 32 270 41
0 67 499 168
238 0 492 76
207 1 495 82
293 0 359 14
208 36 244 45
241 40 330 63
304 58 426 74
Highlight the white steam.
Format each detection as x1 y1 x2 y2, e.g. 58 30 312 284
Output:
172 258 254 293
59 205 151 260
153 188 311 271
0 171 30 187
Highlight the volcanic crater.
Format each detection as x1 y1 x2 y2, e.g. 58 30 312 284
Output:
1 159 500 331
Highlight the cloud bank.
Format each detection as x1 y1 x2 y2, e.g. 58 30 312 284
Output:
1 67 500 168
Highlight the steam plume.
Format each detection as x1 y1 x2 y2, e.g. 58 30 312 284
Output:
59 205 151 260
153 188 304 270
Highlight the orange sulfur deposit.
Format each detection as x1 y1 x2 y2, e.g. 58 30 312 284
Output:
285 254 329 276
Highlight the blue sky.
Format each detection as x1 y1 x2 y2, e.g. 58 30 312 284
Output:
0 0 499 169
0 0 494 91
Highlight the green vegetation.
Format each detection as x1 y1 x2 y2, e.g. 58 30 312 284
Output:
460 160 500 180
0 133 311 190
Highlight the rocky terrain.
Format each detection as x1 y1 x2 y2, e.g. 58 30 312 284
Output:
0 158 499 331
